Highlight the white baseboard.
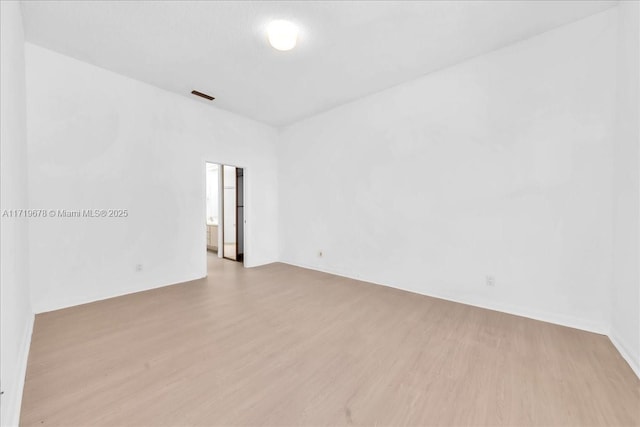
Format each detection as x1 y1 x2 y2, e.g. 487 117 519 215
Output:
33 274 206 314
1 313 34 427
32 255 281 314
280 261 607 335
609 333 640 380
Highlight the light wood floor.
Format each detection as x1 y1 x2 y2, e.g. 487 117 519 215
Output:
21 254 640 426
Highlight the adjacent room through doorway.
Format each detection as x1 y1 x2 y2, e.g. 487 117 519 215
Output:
205 161 244 263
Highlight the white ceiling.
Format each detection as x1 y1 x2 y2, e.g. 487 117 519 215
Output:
21 1 616 127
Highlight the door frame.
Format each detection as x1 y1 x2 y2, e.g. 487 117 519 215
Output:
234 166 245 263
203 160 247 266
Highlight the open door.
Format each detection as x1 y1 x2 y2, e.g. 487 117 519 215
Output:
221 165 244 262
222 165 237 260
205 162 220 254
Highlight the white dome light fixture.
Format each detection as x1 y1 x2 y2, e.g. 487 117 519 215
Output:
267 20 298 51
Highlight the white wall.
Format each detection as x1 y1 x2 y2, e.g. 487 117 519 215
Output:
278 10 617 333
0 2 34 426
25 44 279 313
611 1 640 377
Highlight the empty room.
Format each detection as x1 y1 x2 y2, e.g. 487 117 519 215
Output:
1 0 639 426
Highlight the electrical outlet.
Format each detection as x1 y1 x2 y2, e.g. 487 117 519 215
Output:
486 275 495 287
136 264 143 272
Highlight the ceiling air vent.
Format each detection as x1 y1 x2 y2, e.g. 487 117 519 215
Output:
191 90 215 101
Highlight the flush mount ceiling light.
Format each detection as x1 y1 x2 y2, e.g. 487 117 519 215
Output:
267 20 298 51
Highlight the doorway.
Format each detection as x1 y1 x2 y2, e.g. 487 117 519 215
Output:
205 162 244 263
